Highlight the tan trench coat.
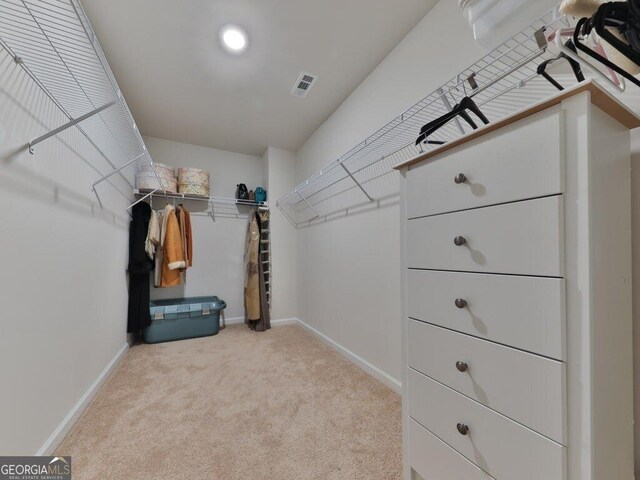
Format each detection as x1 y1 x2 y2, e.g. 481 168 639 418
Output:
244 213 261 320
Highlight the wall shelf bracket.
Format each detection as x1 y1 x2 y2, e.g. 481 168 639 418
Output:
92 152 145 190
339 162 374 203
296 190 320 220
437 88 466 136
28 100 117 154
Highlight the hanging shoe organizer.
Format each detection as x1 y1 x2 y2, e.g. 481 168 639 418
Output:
259 211 271 308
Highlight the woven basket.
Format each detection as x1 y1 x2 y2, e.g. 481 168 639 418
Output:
136 163 178 193
177 168 210 196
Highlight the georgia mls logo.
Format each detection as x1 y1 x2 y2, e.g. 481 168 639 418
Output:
0 456 71 480
49 457 69 472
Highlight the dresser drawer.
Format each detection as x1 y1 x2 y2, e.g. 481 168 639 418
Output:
408 370 566 480
407 108 563 219
408 320 566 443
407 195 564 277
407 270 565 360
408 418 495 480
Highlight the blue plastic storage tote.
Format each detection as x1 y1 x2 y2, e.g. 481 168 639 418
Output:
144 296 226 344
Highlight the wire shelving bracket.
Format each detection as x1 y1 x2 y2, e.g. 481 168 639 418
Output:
277 7 576 227
0 0 161 204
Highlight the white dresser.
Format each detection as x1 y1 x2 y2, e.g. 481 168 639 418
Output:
396 81 640 480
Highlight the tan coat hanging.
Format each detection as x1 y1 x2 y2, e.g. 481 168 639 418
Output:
244 213 261 320
160 206 185 287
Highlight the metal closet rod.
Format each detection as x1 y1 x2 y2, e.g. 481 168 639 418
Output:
28 99 116 153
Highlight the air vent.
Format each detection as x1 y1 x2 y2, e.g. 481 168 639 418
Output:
291 72 318 97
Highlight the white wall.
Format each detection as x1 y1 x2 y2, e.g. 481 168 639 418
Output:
294 0 484 384
143 136 264 319
0 49 131 454
263 147 297 320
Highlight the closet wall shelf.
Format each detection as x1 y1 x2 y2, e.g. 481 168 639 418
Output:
132 190 269 221
277 6 577 227
0 0 161 203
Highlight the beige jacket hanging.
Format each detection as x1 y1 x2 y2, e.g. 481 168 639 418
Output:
145 209 160 260
244 213 261 320
154 205 170 287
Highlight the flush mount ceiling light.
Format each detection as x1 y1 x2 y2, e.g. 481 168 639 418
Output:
220 25 248 54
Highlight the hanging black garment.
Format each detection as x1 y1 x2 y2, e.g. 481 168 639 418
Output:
127 202 153 334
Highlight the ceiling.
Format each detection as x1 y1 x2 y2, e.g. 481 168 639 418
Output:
81 0 438 156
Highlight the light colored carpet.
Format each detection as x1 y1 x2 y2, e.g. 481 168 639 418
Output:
57 324 402 479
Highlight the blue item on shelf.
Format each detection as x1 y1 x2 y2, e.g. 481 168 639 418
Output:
255 187 267 203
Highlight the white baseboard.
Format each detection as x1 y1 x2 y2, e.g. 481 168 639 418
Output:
271 318 299 326
36 342 129 456
295 318 402 394
223 316 298 327
223 316 246 326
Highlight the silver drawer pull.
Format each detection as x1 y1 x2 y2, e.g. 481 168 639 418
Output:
454 298 467 309
454 173 467 184
454 236 467 246
457 423 470 436
456 361 469 372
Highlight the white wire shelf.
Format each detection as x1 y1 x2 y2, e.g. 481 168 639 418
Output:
0 0 159 204
277 7 575 227
133 190 269 220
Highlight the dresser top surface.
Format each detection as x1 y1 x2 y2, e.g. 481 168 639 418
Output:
393 80 640 171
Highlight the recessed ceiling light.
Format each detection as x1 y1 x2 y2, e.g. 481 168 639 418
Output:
220 25 248 54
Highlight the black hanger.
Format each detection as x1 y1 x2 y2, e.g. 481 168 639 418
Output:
573 3 640 88
629 0 640 49
537 40 585 91
596 2 640 64
415 96 489 146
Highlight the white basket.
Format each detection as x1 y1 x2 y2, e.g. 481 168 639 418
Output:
136 174 178 193
138 162 175 179
136 162 177 192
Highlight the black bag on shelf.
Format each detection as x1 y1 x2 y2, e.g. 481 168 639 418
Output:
236 183 249 200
